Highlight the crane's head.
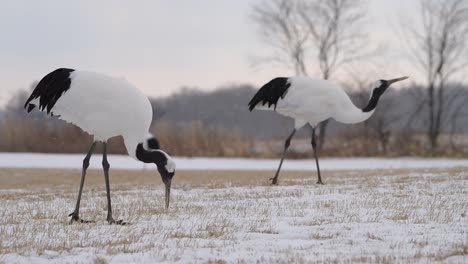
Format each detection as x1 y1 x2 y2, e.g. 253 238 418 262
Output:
377 76 409 94
136 137 176 210
363 76 409 112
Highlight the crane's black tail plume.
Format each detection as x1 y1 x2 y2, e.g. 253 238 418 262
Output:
248 77 291 111
24 68 75 114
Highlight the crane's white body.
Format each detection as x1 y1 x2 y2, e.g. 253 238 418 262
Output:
257 76 373 129
29 71 153 159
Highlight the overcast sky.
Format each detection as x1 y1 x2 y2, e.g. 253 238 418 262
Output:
0 0 420 107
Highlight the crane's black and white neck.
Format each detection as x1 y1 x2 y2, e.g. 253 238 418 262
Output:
24 68 176 224
248 75 408 185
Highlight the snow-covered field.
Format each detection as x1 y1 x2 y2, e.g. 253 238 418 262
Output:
0 165 467 263
1 152 468 171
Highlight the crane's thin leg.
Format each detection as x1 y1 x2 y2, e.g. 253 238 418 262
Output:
271 129 296 185
102 142 125 225
69 141 97 224
311 127 324 185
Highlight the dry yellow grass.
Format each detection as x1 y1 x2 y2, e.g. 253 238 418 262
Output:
1 167 466 190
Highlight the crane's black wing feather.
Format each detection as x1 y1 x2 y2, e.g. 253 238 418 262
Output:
24 68 75 114
248 77 291 111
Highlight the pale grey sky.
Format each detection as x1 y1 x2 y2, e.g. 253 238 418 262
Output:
0 0 420 107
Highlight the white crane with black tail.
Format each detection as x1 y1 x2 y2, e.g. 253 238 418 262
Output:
24 68 176 225
248 76 408 185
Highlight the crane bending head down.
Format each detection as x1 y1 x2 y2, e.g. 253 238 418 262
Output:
24 68 176 224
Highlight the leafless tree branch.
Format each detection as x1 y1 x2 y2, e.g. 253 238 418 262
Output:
400 0 468 151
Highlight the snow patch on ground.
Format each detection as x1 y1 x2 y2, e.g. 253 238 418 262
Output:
1 152 468 171
0 170 466 263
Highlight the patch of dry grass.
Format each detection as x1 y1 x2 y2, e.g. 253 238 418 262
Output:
1 167 465 190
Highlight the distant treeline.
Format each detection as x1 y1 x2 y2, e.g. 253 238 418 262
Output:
1 82 467 157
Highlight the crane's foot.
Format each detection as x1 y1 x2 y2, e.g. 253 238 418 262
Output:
107 217 127 225
316 180 324 185
68 212 94 224
270 177 279 185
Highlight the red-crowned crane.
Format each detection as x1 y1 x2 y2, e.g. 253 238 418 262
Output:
248 76 408 185
24 68 176 224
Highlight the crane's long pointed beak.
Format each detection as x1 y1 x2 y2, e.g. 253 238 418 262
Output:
387 76 409 85
165 179 172 210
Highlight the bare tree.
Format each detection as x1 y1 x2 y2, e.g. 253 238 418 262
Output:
251 0 370 150
251 0 309 75
298 0 369 79
402 0 468 151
